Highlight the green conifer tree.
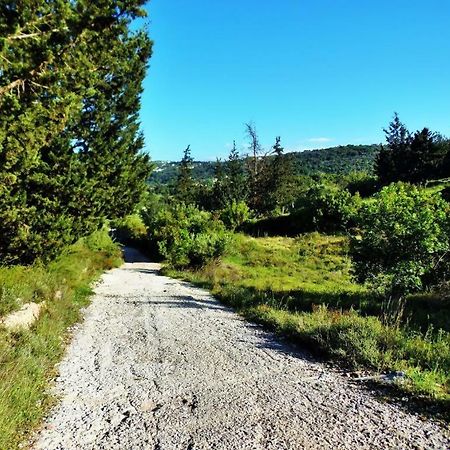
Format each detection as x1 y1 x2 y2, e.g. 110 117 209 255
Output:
175 145 195 204
225 141 248 204
268 136 294 212
0 0 152 264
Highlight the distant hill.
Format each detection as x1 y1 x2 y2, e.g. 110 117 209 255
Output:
149 144 380 185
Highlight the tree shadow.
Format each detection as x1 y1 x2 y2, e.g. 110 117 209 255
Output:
126 267 161 276
122 246 151 263
358 380 450 423
129 294 230 312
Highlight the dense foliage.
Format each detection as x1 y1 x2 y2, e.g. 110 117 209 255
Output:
219 201 252 230
351 183 450 302
294 183 360 232
0 0 153 264
376 114 450 185
142 203 230 269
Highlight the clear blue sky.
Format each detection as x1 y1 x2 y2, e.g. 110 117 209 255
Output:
139 0 450 161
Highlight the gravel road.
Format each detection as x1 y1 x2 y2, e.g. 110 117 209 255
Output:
33 248 449 449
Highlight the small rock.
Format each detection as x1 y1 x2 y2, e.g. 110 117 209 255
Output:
1 302 44 330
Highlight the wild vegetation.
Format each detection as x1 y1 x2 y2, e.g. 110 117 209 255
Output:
131 116 450 413
0 231 122 449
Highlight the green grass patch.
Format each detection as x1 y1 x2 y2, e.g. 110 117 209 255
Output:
165 232 450 410
0 230 122 449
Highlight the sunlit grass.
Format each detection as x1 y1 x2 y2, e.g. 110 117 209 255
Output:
0 230 122 450
212 232 363 293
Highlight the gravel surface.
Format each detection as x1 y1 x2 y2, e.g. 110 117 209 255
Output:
33 248 449 449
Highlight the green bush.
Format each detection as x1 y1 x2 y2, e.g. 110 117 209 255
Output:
344 172 379 197
351 183 450 302
142 203 230 268
111 214 148 247
294 183 361 232
219 201 251 230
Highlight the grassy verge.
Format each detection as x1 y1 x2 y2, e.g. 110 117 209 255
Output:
164 232 450 414
0 230 122 449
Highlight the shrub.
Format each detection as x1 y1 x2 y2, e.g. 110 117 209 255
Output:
111 214 148 247
219 201 251 230
142 203 230 268
294 183 360 232
344 172 379 197
350 183 450 304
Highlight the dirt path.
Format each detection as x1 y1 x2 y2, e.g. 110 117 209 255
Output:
33 249 449 449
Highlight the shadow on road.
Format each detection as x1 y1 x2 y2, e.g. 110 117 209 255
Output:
126 268 161 276
122 247 151 263
129 293 316 362
129 295 229 312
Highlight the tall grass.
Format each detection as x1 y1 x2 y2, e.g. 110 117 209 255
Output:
166 232 450 408
0 230 122 450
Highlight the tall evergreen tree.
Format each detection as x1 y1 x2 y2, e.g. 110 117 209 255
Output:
77 28 153 222
174 145 195 204
0 0 152 264
225 141 247 203
267 136 294 212
376 113 411 185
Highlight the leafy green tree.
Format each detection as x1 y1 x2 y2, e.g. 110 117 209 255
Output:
174 145 195 203
219 200 251 230
143 203 230 268
295 183 360 232
350 183 450 306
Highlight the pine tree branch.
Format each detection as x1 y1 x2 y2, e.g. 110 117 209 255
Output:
0 59 50 98
0 78 25 97
6 29 60 41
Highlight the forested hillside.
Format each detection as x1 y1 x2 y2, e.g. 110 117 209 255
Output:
149 144 379 185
